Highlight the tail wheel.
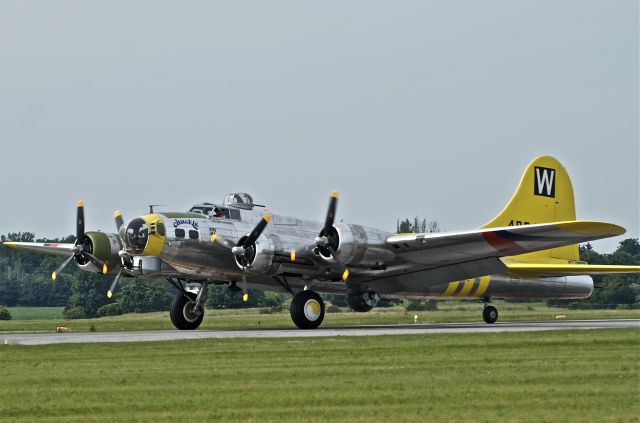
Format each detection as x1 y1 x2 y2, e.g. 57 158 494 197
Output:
483 305 498 324
290 290 325 329
170 292 204 330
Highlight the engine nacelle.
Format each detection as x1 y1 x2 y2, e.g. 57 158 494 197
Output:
233 235 277 274
318 224 395 268
76 231 122 274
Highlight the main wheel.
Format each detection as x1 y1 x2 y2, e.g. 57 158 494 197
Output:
290 290 325 329
483 305 498 324
170 292 204 330
347 294 373 312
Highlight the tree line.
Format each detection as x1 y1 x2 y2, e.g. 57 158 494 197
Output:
0 224 638 319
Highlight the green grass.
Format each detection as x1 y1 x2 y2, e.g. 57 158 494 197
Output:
6 307 64 320
1 302 638 333
0 329 638 422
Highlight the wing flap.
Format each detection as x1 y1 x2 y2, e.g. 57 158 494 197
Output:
3 242 76 257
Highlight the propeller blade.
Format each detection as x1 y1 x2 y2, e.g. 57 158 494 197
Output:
241 273 249 302
114 210 124 231
52 255 75 281
326 244 350 282
83 252 108 274
323 191 338 234
341 267 350 282
76 201 85 242
242 215 270 249
107 268 123 299
209 233 236 250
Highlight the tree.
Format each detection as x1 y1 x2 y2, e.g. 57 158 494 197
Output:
551 239 640 308
0 305 11 320
397 217 440 234
115 279 172 313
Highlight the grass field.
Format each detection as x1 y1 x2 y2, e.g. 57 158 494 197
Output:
1 302 639 333
6 307 64 320
0 329 638 422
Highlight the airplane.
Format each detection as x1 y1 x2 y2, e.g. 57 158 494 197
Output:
4 156 640 330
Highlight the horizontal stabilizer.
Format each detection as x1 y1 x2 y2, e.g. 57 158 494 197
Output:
505 263 640 277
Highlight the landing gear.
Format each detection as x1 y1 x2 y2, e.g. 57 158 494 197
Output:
347 291 380 312
290 290 325 329
170 292 204 330
483 305 498 324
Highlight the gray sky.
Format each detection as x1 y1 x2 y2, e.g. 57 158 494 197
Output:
0 1 638 252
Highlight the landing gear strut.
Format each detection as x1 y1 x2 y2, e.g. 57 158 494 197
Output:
290 290 325 329
483 304 498 324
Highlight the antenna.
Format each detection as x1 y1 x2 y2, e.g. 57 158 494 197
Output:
149 204 167 214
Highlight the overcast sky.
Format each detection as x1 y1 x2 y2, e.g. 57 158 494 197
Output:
0 1 637 252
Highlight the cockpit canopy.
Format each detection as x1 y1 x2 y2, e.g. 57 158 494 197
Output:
188 193 258 219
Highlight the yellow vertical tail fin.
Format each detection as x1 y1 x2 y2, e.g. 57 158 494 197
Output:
482 156 579 263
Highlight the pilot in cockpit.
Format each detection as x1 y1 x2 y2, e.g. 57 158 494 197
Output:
213 207 225 218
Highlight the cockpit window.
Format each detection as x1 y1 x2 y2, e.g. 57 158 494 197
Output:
189 206 214 216
123 218 149 254
175 228 185 238
188 230 199 240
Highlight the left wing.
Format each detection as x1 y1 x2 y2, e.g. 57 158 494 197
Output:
3 242 76 257
386 220 625 268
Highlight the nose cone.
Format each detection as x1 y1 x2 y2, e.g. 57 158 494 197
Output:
121 217 149 254
120 214 166 256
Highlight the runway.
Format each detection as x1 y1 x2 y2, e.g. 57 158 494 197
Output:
1 319 637 345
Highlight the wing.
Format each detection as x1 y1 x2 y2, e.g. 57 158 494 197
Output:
386 221 625 268
3 242 76 257
504 263 640 277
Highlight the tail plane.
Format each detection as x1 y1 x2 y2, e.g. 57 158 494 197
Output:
482 156 579 262
485 156 640 276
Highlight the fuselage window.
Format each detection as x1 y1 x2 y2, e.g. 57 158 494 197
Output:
175 228 185 238
188 230 199 240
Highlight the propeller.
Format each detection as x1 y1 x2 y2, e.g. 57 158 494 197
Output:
231 215 271 268
208 215 271 302
106 210 129 299
51 201 108 281
313 192 350 282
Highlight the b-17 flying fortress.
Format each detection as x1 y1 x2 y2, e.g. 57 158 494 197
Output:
5 156 640 330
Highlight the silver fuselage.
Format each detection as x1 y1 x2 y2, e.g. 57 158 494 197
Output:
122 207 593 301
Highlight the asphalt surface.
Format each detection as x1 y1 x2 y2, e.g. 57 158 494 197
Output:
1 319 638 345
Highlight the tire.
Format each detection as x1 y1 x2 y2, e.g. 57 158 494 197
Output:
347 295 373 313
483 305 498 324
170 292 204 330
290 290 325 329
